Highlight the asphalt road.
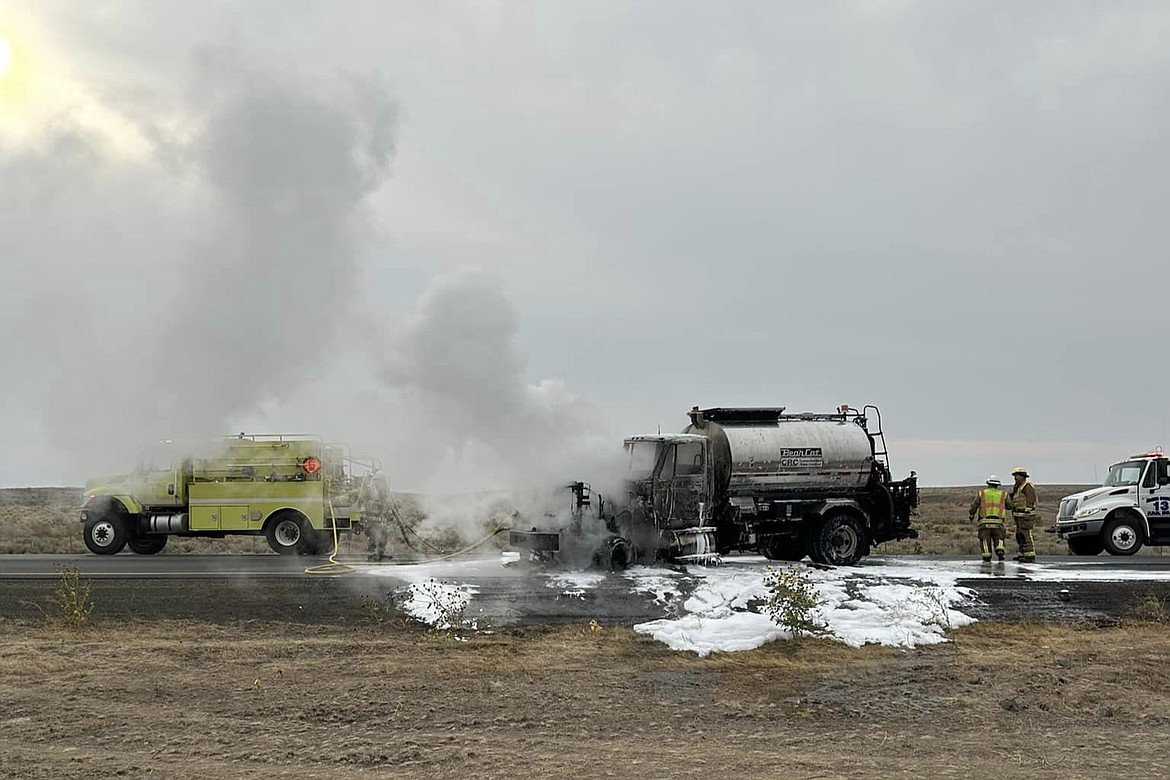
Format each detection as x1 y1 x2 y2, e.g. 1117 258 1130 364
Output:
3 553 1170 625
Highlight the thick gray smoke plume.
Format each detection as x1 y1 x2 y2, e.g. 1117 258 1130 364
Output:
156 62 396 436
372 268 624 536
375 267 612 486
0 54 396 481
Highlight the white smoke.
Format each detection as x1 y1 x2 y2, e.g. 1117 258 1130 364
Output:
0 51 397 479
370 267 626 539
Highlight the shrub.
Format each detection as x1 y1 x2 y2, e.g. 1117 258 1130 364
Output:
54 567 94 627
762 566 827 638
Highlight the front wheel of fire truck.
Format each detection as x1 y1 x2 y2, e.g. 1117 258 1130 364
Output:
808 511 866 566
82 504 128 555
265 512 310 555
127 534 168 555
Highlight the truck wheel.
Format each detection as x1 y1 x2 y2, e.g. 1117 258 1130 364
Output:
762 537 806 561
127 535 168 555
1103 514 1144 556
265 513 308 555
808 512 866 566
1066 536 1104 556
593 536 632 571
83 509 128 555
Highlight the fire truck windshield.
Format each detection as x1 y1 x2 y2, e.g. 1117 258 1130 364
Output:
1104 460 1146 487
135 444 177 473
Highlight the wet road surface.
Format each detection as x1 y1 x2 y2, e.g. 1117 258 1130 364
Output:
2 553 1169 625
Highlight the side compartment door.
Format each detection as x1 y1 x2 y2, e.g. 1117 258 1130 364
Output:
190 506 221 531
219 505 250 531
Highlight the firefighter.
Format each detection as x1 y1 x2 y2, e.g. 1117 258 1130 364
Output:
969 475 1007 562
1007 466 1039 562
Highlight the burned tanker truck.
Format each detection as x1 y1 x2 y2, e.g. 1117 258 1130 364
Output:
677 405 918 565
511 404 918 568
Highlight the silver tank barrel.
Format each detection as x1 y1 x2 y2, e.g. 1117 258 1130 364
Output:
723 420 874 494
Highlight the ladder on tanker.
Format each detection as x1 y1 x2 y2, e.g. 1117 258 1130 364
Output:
862 404 892 474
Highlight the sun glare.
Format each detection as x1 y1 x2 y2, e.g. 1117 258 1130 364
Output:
0 36 12 77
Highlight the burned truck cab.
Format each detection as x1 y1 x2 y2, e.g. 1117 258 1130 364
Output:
618 434 720 564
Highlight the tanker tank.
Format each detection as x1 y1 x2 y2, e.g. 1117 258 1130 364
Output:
683 405 917 565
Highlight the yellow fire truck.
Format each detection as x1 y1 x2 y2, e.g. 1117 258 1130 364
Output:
79 435 383 555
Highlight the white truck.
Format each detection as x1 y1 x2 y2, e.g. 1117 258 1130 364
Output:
1054 449 1170 556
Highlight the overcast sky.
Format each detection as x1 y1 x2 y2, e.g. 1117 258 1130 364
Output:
1 1 1168 490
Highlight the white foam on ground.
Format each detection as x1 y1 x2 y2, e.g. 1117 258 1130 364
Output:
633 562 978 656
547 571 607 590
398 579 476 629
355 552 1170 653
621 566 686 606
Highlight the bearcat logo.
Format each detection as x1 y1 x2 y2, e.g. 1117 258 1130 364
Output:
778 447 823 468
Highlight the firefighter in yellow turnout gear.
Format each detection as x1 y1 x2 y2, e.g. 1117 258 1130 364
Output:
969 475 1008 562
1007 466 1039 562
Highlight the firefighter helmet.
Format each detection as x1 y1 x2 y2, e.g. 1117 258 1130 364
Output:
1011 466 1028 478
986 475 1001 486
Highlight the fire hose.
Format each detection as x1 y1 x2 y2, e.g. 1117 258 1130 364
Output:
304 500 509 576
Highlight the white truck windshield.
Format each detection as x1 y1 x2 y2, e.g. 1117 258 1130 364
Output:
1104 460 1146 487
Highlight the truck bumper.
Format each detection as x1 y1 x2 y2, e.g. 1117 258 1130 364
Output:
509 529 561 552
1055 518 1105 539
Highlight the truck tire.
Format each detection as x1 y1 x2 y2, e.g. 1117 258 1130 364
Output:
593 536 632 571
127 535 168 555
1103 514 1144 556
83 507 128 555
266 512 309 555
808 511 866 566
762 537 806 561
1066 536 1104 556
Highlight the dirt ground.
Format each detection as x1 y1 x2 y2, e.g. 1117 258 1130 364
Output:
4 618 1170 779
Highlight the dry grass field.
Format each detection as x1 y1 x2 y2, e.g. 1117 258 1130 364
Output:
0 484 1118 557
4 617 1170 779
